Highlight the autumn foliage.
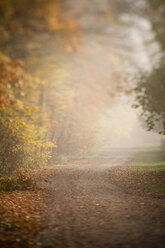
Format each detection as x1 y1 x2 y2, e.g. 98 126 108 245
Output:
0 53 54 176
0 0 81 51
0 0 85 175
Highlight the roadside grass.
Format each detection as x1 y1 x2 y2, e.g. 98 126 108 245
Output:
144 185 165 193
134 161 165 171
133 149 165 162
132 149 165 194
133 149 165 171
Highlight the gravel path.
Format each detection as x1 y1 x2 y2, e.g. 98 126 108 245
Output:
38 154 165 248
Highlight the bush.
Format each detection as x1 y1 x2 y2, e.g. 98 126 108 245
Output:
0 170 36 191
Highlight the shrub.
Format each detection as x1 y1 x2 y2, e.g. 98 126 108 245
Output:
0 170 36 191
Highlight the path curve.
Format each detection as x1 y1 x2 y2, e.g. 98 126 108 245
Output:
38 153 164 248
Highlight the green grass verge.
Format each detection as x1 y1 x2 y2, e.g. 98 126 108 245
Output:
132 150 165 195
134 161 165 171
133 150 165 171
144 185 165 193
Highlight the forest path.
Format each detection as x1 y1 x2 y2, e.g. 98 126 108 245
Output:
38 152 164 248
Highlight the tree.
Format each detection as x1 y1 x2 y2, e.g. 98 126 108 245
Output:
134 59 165 134
0 53 54 176
133 0 165 135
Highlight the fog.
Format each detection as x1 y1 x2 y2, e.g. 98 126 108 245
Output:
1 0 164 160
59 0 162 152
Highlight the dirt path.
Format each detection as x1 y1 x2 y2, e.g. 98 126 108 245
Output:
37 154 165 248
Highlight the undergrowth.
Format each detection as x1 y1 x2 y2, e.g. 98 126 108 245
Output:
0 170 36 191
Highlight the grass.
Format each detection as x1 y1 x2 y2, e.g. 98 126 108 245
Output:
132 149 165 195
144 185 165 193
134 161 165 171
133 149 165 171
